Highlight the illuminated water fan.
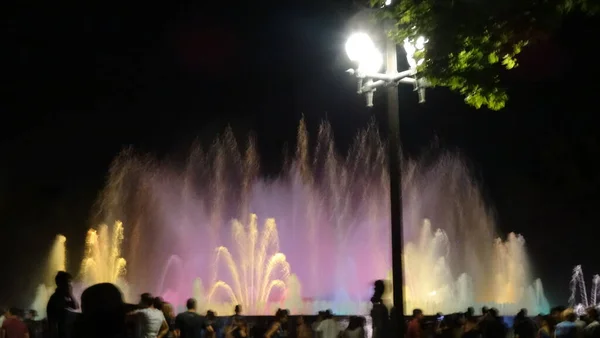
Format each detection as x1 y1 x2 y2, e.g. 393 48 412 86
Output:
203 214 300 315
80 221 127 285
78 221 131 302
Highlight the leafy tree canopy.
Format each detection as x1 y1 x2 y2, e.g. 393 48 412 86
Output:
370 0 598 110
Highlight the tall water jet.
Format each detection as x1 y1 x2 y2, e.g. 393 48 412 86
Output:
569 265 600 313
30 284 52 319
48 235 67 282
192 278 207 314
283 274 304 313
30 234 68 318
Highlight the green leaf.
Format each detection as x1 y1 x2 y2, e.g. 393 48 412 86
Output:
502 55 517 69
488 52 499 64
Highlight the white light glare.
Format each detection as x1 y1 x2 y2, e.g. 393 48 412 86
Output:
403 36 428 69
385 0 392 5
346 33 383 73
345 33 374 62
415 36 427 50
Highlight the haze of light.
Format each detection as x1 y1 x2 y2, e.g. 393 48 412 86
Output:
32 120 549 316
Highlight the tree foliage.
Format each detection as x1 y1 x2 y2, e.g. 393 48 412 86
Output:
370 0 598 110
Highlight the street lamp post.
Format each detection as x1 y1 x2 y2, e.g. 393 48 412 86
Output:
384 22 406 326
345 27 429 323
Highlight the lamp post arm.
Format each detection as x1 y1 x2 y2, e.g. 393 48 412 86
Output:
348 68 416 82
349 68 429 94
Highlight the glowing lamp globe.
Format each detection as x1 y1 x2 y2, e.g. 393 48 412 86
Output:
345 33 383 73
356 49 383 73
345 33 375 62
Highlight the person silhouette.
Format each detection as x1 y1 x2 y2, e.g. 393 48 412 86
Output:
46 271 79 338
370 280 390 338
74 283 126 338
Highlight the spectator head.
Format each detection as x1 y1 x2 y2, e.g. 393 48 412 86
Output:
551 306 566 321
55 271 73 290
276 308 289 323
162 302 174 319
153 297 164 311
235 304 242 315
7 307 20 317
25 309 37 319
79 283 126 338
586 307 599 323
139 293 154 308
374 280 385 295
562 309 577 322
413 309 424 320
186 298 197 311
371 280 386 303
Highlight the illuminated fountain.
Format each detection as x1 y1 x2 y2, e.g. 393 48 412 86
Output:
399 219 549 314
36 120 549 315
569 265 600 314
202 214 296 315
79 221 130 300
31 222 130 318
30 234 67 318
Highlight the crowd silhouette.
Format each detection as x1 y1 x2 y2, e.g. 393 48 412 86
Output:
2 274 600 338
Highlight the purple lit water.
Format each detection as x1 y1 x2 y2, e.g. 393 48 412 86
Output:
32 120 549 316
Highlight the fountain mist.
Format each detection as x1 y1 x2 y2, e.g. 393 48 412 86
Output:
34 120 549 316
205 214 292 314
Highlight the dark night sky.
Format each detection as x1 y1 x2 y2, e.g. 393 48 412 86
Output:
2 0 600 308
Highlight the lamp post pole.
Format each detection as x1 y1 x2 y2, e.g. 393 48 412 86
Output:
384 22 406 327
345 24 428 327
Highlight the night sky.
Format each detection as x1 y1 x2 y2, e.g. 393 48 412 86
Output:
3 0 600 308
